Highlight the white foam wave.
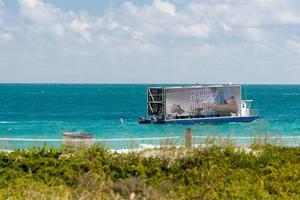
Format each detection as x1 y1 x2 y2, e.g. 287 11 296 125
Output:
0 121 18 124
283 93 299 96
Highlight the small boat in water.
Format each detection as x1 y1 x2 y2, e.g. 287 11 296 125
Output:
138 84 258 124
63 131 95 147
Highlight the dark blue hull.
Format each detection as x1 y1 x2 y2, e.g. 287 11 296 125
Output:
164 116 258 124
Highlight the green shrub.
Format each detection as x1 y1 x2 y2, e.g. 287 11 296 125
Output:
0 144 299 199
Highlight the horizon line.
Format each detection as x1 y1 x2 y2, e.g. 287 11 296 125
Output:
0 82 299 85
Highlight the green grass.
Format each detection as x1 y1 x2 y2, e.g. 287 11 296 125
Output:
0 144 299 199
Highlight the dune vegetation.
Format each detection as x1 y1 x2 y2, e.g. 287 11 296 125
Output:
0 144 299 199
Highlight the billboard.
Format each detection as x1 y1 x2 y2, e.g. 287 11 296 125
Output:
165 86 241 119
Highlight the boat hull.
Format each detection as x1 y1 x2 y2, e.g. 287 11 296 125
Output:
164 116 258 124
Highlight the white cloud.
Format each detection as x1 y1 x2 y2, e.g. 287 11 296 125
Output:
254 0 282 8
0 0 299 83
176 24 210 38
0 32 13 44
68 18 91 42
21 0 38 8
52 24 65 37
244 28 265 42
18 0 102 42
220 22 231 32
286 40 300 52
276 11 300 25
19 0 61 23
0 0 5 18
118 1 213 39
6 0 298 50
291 64 300 70
0 0 4 10
153 0 176 16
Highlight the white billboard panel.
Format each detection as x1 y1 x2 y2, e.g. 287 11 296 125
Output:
165 86 241 119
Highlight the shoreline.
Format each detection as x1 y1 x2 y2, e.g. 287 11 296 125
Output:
1 134 300 151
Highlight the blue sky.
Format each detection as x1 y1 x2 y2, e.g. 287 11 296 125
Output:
0 0 300 83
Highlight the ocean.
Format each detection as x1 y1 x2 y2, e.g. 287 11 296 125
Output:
0 84 299 149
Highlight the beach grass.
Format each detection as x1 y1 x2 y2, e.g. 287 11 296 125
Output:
0 143 299 199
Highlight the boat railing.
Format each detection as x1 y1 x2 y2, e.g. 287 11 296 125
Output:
240 99 259 117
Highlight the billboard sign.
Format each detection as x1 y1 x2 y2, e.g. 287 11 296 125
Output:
165 86 241 119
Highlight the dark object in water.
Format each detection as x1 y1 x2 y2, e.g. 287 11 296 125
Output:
138 117 165 124
63 132 95 147
138 117 151 124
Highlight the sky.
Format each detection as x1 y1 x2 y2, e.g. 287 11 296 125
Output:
0 0 300 84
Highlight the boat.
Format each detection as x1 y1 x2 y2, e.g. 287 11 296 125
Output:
138 84 258 124
63 131 95 147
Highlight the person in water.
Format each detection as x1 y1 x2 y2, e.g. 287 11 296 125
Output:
171 87 238 117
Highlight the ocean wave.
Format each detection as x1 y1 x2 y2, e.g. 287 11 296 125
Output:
113 143 159 153
0 120 66 124
0 121 19 124
283 93 299 96
24 92 45 95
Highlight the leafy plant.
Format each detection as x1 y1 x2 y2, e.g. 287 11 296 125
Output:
0 144 299 199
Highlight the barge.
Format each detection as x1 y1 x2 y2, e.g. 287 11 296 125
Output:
138 84 258 124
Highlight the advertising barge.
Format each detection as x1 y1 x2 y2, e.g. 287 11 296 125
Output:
138 84 258 124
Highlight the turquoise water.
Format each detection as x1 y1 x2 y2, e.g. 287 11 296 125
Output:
0 84 299 148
